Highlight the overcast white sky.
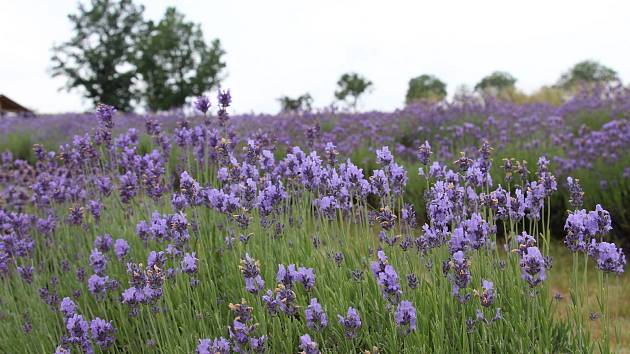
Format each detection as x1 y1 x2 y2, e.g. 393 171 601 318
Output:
0 0 628 114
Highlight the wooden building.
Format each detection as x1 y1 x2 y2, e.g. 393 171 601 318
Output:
0 95 33 116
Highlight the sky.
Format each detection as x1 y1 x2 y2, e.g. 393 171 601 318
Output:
0 0 628 114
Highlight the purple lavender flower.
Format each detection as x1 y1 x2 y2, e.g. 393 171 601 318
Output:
240 254 265 294
566 177 584 209
66 314 89 344
88 274 109 299
89 248 107 275
181 252 198 274
479 279 495 307
305 298 328 331
462 213 490 250
145 250 165 269
377 265 402 305
299 334 320 354
337 307 361 338
90 317 116 349
297 267 315 291
395 300 417 335
194 95 211 114
314 196 339 219
519 247 546 287
376 146 394 167
94 234 112 253
96 103 116 129
119 171 138 203
17 265 34 283
401 203 417 229
516 232 536 256
67 205 84 226
60 297 77 319
197 337 230 354
417 141 432 165
88 199 103 223
445 251 471 300
114 239 129 261
407 273 419 289
588 241 626 274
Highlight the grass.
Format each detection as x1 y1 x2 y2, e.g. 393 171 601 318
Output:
550 244 630 352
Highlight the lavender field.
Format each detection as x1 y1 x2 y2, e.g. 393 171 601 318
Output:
0 86 628 353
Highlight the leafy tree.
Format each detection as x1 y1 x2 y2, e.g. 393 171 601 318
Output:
475 71 517 92
557 60 619 89
51 0 146 111
405 75 447 104
334 73 373 110
278 94 313 113
136 7 226 111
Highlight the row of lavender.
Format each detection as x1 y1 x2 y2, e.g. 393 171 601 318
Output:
0 90 627 352
2 86 630 175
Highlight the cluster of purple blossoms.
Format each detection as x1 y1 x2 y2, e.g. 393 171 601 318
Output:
194 95 211 115
276 263 316 291
461 213 491 250
478 279 495 307
519 247 546 287
228 299 267 353
181 252 198 274
118 171 138 204
239 253 265 294
197 337 230 354
372 207 397 231
299 334 320 354
443 251 472 302
394 300 417 336
417 141 432 165
90 317 116 349
564 204 612 252
305 298 328 331
515 232 536 256
337 307 362 338
88 248 107 275
114 239 130 261
56 297 117 352
371 250 402 305
587 241 626 274
566 176 584 209
121 261 165 315
87 274 110 299
94 234 112 253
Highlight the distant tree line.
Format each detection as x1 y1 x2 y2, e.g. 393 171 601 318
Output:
51 0 226 112
277 60 620 113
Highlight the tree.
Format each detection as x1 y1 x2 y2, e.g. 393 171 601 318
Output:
51 0 146 111
278 94 313 113
405 75 447 104
557 60 619 89
475 71 517 93
334 73 373 110
136 7 226 111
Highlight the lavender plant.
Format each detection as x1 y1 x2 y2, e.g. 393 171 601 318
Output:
0 89 627 353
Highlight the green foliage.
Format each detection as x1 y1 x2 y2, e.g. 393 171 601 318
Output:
277 94 313 113
474 71 517 93
50 0 146 111
557 60 619 89
136 7 226 112
0 132 34 164
334 72 373 110
405 74 447 104
51 0 226 112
